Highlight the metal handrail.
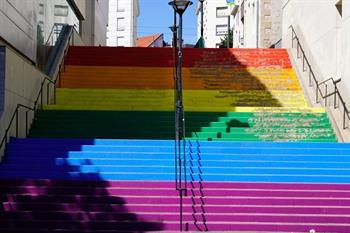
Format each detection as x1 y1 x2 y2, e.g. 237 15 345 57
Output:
0 104 35 156
289 25 350 130
0 25 73 157
45 23 65 46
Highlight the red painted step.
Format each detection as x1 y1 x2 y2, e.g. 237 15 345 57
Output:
66 47 292 68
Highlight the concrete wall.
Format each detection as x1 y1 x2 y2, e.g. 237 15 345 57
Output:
0 46 46 156
282 0 343 83
282 0 350 140
81 0 109 46
244 0 259 47
94 0 109 46
72 0 86 18
232 1 244 47
343 0 350 100
0 0 38 61
260 0 282 47
1 0 106 62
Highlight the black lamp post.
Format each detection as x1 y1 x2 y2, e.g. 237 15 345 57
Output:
168 0 193 231
199 0 204 38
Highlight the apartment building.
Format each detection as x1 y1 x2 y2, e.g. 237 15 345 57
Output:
107 0 139 47
196 0 233 48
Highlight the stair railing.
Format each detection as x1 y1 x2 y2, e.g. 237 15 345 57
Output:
0 25 74 157
289 25 350 130
188 140 208 231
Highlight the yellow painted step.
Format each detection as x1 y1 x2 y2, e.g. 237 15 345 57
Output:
45 88 314 112
44 105 325 113
54 88 307 107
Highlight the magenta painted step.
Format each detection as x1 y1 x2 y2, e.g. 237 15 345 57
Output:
3 185 350 198
2 179 350 191
1 220 350 232
3 180 350 232
4 200 350 215
4 194 350 206
3 204 350 215
1 210 350 224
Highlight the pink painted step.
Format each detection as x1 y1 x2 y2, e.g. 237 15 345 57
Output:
2 180 350 232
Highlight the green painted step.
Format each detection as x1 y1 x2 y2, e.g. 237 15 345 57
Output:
192 131 335 139
35 110 330 122
29 110 336 142
28 131 336 142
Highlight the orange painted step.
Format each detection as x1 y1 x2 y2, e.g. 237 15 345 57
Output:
60 66 301 91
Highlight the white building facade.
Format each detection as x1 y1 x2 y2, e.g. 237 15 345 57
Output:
107 0 139 47
231 0 282 48
196 0 233 48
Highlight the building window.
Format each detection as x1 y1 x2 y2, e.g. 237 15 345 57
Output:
54 5 69 17
216 7 228 18
39 3 44 15
216 25 228 36
117 17 125 31
117 0 125 12
117 36 124 46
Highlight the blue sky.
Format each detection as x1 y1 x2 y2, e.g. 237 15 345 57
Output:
138 0 198 44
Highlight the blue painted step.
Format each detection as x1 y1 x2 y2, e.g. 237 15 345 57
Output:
10 138 350 148
7 146 350 155
2 138 350 183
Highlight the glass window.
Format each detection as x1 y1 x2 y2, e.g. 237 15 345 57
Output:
216 7 228 18
216 25 228 36
117 17 125 31
39 3 44 15
117 36 124 46
54 5 69 17
117 0 125 12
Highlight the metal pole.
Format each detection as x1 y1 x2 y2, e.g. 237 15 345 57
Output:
170 9 179 190
200 0 204 38
227 15 231 48
178 12 186 232
177 12 184 175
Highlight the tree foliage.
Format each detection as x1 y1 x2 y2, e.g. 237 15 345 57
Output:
219 29 233 48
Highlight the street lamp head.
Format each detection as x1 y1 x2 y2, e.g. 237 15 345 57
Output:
168 0 193 15
169 25 177 33
199 0 204 3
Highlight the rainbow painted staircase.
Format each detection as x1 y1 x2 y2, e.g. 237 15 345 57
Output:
1 47 349 232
